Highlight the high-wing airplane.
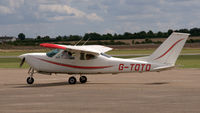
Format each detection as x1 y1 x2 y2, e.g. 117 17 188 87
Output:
19 32 189 84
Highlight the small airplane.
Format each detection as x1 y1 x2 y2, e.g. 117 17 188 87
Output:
19 32 189 84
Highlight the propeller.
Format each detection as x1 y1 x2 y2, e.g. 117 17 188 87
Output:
20 57 25 68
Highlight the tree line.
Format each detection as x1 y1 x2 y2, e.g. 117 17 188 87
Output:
17 28 200 42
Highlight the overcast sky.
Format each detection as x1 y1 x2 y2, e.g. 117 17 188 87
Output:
0 0 199 38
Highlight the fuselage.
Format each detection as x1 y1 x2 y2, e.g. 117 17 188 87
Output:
19 49 165 74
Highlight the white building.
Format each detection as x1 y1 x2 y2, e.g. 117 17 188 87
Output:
0 36 16 43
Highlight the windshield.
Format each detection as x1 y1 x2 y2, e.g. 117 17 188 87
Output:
100 53 111 58
46 49 61 57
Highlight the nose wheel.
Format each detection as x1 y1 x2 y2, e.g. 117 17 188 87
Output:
27 77 34 84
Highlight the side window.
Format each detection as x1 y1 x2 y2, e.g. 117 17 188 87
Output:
86 54 96 60
80 53 96 60
61 51 75 59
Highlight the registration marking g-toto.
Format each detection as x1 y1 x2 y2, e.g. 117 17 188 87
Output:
118 64 151 71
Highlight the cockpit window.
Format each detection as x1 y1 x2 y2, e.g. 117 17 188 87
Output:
101 53 111 58
47 49 61 57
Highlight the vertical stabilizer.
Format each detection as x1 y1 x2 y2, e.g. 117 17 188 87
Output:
148 32 189 65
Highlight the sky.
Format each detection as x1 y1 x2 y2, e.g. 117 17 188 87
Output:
0 0 200 38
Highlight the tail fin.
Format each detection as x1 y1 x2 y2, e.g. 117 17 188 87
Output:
148 32 189 65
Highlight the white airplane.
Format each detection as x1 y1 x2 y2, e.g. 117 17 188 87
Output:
19 32 189 84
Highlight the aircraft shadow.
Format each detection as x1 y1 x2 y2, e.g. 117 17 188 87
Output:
144 82 169 85
13 81 169 88
88 82 169 85
14 82 81 88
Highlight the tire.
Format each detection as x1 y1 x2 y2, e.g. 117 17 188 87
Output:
27 77 34 84
79 76 87 83
68 76 77 84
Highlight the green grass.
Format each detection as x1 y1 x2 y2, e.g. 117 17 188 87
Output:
0 50 47 56
0 55 199 68
181 49 200 54
0 58 29 68
176 55 200 68
0 51 26 56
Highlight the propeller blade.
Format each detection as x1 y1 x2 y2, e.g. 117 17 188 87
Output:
20 57 25 67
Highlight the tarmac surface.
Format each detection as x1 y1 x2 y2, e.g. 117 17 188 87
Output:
0 68 200 113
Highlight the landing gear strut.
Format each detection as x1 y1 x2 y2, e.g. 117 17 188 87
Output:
27 67 35 84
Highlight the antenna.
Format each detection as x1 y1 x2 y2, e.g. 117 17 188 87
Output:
74 37 84 46
82 38 90 45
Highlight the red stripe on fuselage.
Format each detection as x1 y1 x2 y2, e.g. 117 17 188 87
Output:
37 58 113 69
154 38 185 60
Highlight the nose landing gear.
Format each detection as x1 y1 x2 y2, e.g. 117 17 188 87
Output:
26 67 35 84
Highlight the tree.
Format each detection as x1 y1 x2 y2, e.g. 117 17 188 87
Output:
43 36 50 40
124 32 133 39
36 36 41 40
167 29 173 36
56 35 62 40
178 29 189 33
84 32 101 40
156 31 163 38
147 30 154 38
18 33 25 40
137 31 146 39
190 28 200 36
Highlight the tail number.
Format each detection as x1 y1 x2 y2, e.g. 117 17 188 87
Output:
119 64 151 72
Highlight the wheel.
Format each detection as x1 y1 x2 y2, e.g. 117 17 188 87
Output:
68 76 77 84
79 76 87 83
27 77 34 84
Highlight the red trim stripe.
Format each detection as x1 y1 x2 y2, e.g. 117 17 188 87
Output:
37 58 113 69
154 38 185 60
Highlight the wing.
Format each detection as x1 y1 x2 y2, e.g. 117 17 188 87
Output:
40 43 113 54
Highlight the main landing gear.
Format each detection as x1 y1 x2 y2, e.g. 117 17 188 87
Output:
68 75 87 84
26 67 35 84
